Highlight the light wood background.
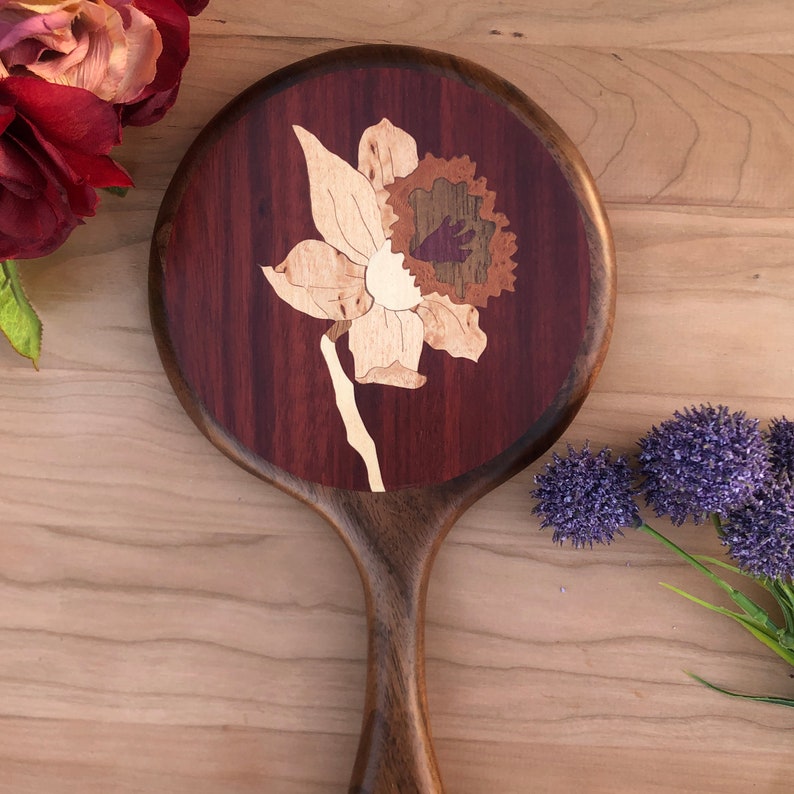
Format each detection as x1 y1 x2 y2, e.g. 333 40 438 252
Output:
2 2 793 792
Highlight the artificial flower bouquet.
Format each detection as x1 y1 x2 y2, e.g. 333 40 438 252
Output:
0 0 207 366
531 404 794 706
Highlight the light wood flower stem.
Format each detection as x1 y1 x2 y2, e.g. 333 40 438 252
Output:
320 332 385 492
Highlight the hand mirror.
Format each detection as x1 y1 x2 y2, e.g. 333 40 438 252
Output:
150 44 614 793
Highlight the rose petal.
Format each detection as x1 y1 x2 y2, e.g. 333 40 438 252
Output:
119 81 178 126
173 0 208 15
415 291 487 362
117 0 189 125
23 30 91 83
265 239 373 321
293 124 385 266
5 75 123 153
0 134 44 196
357 118 418 237
347 304 426 389
111 5 161 103
63 3 128 102
0 170 80 261
0 8 76 52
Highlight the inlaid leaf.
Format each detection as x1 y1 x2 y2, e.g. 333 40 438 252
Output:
0 260 41 368
293 125 385 266
416 291 486 361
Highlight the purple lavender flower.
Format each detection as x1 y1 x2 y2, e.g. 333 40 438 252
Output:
531 444 640 548
722 476 794 581
637 405 769 525
767 417 794 477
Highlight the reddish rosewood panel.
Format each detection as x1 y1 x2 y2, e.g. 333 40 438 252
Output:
162 60 590 491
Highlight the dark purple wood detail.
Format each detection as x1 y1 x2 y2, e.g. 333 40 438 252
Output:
160 63 591 491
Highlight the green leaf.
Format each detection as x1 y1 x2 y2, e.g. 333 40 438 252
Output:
102 185 129 198
686 672 794 707
0 260 42 368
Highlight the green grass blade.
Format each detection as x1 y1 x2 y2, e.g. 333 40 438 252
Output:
638 524 775 627
661 583 794 666
686 673 794 707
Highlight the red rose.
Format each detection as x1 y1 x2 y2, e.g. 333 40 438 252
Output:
175 0 210 15
0 76 132 261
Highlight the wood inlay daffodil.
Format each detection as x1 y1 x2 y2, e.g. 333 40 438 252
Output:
262 119 515 491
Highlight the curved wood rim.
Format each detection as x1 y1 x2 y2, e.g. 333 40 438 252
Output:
149 43 615 516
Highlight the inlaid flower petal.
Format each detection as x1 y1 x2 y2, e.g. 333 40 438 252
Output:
365 240 421 312
358 118 418 237
347 304 426 389
293 124 385 266
262 267 329 320
262 240 373 321
415 292 487 361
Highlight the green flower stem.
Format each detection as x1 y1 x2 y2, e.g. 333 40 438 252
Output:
695 554 794 648
636 522 776 630
771 581 794 634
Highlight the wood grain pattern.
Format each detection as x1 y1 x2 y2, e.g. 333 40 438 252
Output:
192 3 794 54
1 5 794 793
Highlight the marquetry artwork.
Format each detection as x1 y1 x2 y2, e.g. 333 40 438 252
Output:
263 120 516 491
150 45 614 793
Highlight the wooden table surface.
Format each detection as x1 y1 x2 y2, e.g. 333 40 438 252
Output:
2 2 793 792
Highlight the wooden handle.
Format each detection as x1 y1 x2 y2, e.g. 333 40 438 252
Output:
322 490 455 794
350 554 442 793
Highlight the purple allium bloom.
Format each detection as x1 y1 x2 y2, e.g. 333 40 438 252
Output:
531 444 640 548
767 417 794 477
722 476 794 582
637 405 769 525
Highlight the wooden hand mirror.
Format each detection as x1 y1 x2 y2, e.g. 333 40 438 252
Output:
150 45 614 793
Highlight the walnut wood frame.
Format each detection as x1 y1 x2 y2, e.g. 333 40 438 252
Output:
150 44 615 794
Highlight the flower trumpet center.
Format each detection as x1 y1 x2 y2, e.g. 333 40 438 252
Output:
408 178 496 301
386 154 517 308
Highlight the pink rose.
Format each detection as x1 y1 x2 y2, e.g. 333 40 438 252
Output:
0 0 205 126
0 75 132 260
0 1 163 105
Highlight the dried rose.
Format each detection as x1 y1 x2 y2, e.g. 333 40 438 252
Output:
0 1 162 106
0 75 132 260
0 0 201 127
